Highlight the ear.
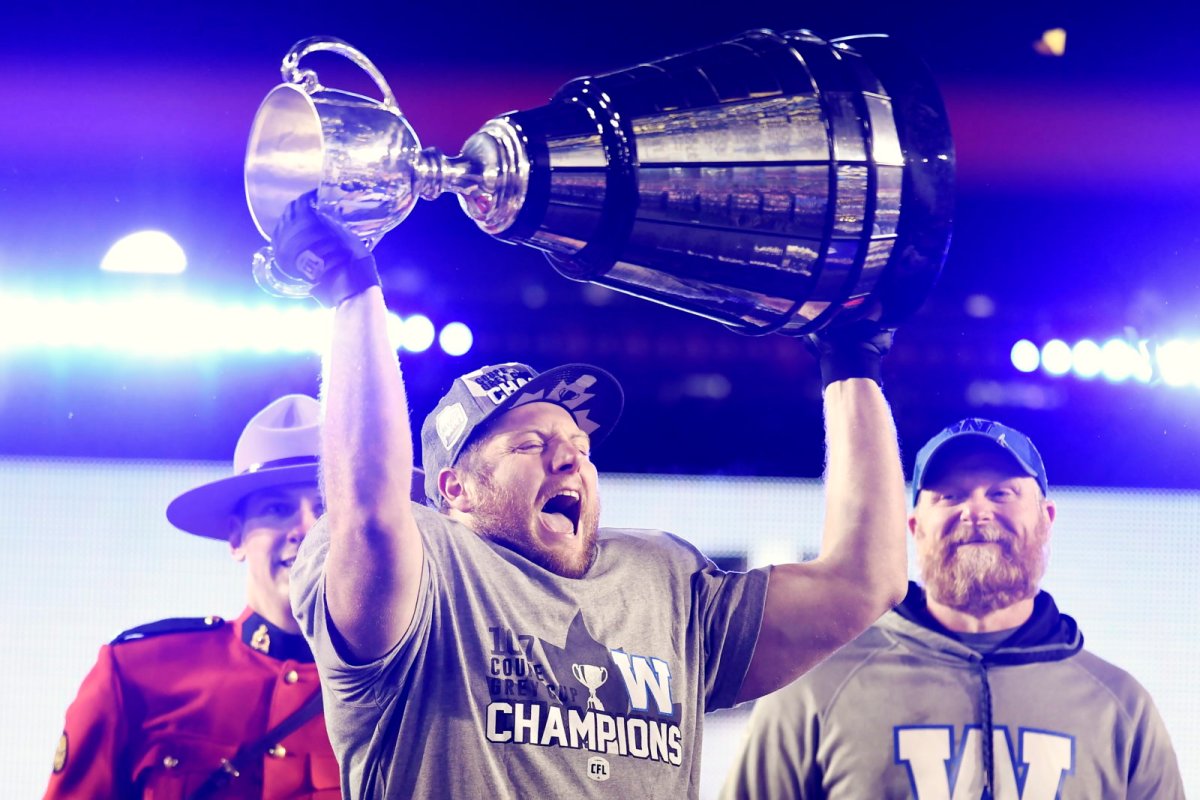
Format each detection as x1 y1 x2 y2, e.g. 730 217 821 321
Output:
227 516 246 562
438 467 473 512
1042 497 1057 530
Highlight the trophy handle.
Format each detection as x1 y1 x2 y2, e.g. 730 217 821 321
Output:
252 246 317 299
281 36 401 113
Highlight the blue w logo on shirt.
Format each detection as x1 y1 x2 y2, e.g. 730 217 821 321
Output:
895 725 1075 799
609 649 675 717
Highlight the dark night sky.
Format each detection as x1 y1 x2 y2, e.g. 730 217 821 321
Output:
2 1 1198 488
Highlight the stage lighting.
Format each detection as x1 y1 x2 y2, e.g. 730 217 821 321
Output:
1041 340 1072 376
1097 338 1152 384
439 322 474 356
1016 335 1179 388
1010 339 1040 373
1157 339 1200 388
1070 339 1102 379
400 315 435 353
0 292 447 358
100 231 187 274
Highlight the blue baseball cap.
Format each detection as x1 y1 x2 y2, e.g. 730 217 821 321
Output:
420 362 624 504
911 417 1048 504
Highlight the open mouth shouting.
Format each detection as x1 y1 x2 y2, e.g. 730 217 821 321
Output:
277 554 298 570
538 489 582 537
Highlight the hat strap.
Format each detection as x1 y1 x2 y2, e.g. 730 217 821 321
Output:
242 455 319 474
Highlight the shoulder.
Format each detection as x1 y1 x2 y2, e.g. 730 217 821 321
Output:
598 527 706 558
820 624 898 678
103 616 234 680
591 527 715 575
110 615 228 645
759 622 896 709
1067 648 1159 711
412 502 464 541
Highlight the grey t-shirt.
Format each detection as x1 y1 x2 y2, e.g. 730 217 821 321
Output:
292 503 769 799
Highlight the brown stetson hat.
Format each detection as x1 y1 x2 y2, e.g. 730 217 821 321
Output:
166 394 424 540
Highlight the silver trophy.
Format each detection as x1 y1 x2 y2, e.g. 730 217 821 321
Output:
571 663 608 711
245 30 953 333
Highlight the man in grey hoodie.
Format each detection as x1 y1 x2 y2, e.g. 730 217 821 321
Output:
721 417 1185 799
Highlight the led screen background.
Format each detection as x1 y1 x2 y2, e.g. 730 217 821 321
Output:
3 458 1195 797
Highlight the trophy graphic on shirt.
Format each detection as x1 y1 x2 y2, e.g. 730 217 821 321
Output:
246 29 952 334
572 663 609 711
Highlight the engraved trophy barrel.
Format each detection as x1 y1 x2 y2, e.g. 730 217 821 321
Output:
245 30 953 333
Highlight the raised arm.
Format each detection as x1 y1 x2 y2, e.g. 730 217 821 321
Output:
322 286 423 661
737 326 908 702
274 198 423 662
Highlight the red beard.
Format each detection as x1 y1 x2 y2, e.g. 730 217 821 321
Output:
920 517 1049 617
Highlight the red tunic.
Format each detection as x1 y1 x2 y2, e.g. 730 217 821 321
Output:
43 608 339 799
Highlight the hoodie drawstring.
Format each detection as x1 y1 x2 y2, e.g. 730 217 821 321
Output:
978 660 995 797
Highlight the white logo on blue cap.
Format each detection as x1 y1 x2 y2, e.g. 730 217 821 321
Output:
435 403 469 451
463 364 534 406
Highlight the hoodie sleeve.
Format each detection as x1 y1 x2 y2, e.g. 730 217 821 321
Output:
718 678 823 800
1125 688 1185 800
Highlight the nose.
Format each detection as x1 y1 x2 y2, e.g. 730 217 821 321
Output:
959 491 994 523
287 498 322 543
549 439 581 474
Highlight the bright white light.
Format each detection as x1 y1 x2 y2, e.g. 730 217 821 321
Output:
1021 334 1189 389
1071 339 1102 379
1099 338 1138 383
384 312 405 351
1133 342 1154 383
40 298 77 349
1157 339 1200 387
384 313 436 353
401 314 435 353
1010 339 1040 373
100 231 187 274
0 293 341 356
1041 339 1072 376
439 322 474 356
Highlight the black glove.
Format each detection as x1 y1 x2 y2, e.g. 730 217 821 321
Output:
804 318 896 390
271 191 381 308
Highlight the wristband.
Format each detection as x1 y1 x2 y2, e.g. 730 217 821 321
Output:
814 343 886 388
804 320 895 390
310 254 382 309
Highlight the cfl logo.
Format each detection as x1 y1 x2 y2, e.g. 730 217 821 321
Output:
587 756 610 782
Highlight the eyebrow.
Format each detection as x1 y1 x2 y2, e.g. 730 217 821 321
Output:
504 427 590 444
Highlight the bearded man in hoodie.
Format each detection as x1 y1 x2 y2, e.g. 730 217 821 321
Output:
721 417 1184 800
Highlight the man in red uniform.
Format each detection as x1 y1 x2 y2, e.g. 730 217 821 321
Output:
43 394 380 798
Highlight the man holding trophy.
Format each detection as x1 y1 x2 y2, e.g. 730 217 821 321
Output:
280 195 907 798
247 28 955 798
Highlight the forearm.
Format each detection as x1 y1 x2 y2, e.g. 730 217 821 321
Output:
321 286 422 660
323 287 412 520
817 377 908 612
739 377 907 700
